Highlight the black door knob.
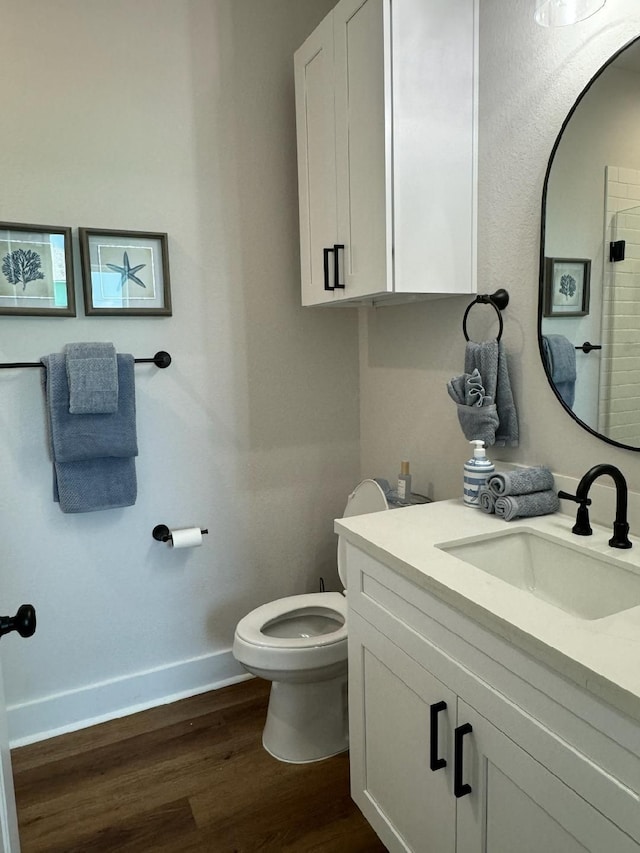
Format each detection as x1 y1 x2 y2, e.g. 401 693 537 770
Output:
0 605 36 639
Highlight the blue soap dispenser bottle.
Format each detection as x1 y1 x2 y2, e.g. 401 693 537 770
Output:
463 440 494 507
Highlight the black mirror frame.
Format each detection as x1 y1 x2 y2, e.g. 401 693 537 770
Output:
538 34 640 452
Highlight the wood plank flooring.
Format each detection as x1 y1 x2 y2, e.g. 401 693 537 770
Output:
11 677 387 852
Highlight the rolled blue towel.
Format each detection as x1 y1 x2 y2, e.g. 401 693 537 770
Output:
478 486 496 514
494 490 559 521
488 466 554 496
65 342 118 414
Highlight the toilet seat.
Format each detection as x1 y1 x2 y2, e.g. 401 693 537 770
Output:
235 592 346 650
233 592 347 673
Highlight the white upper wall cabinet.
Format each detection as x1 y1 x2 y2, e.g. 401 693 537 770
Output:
294 0 478 307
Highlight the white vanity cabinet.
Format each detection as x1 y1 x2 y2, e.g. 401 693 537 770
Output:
346 544 640 853
294 0 478 307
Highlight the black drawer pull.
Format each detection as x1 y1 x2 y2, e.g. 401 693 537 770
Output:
429 701 447 771
454 723 473 798
333 243 345 289
323 247 334 291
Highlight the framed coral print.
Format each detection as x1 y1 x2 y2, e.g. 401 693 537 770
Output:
543 257 591 317
79 228 172 316
0 222 75 316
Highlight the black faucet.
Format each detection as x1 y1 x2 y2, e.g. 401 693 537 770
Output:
558 464 632 549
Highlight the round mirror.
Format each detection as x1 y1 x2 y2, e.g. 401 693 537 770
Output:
539 35 640 450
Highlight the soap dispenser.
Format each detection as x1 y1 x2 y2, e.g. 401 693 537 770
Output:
463 440 494 507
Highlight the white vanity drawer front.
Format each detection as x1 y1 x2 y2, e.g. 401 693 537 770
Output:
346 543 640 838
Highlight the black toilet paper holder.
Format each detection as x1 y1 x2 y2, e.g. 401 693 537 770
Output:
152 525 209 544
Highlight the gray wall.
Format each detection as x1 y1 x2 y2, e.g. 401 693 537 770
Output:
0 0 358 742
360 0 640 500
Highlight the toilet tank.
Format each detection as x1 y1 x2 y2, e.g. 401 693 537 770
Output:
337 479 388 588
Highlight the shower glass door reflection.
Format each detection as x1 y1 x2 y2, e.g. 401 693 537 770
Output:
599 202 640 446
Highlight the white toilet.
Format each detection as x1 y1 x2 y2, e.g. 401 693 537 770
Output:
232 479 389 763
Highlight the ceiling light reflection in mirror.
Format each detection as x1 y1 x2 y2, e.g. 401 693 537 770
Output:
534 0 606 27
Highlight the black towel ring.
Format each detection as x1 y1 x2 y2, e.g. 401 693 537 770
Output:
462 289 509 342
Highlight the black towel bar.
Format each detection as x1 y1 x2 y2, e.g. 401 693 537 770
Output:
575 341 602 354
0 350 172 369
462 289 509 342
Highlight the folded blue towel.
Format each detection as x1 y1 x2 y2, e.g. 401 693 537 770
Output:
52 457 137 513
65 342 118 414
541 335 576 409
494 490 559 521
447 369 499 444
43 354 137 462
454 403 500 447
41 352 137 513
465 368 491 407
488 467 554 496
447 369 491 408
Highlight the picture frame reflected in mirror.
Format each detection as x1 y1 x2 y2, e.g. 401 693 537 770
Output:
543 257 591 318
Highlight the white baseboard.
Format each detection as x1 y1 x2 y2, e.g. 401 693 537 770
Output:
8 649 249 748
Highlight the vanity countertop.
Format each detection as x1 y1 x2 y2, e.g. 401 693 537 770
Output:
335 499 640 724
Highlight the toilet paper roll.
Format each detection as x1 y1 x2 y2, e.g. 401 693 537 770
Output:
169 527 203 549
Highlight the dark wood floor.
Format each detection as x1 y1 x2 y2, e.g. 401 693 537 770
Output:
11 677 387 852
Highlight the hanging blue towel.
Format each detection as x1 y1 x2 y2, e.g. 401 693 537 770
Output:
464 340 519 447
41 352 138 513
541 335 576 409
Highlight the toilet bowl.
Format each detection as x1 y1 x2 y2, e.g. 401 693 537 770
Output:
232 479 389 763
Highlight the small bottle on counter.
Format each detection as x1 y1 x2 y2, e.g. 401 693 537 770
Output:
463 440 494 507
397 460 412 503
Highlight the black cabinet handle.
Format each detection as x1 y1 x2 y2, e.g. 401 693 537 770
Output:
429 701 447 771
333 244 345 289
0 605 36 639
323 247 334 291
454 723 473 798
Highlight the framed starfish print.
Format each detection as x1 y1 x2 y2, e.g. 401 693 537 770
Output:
79 228 172 316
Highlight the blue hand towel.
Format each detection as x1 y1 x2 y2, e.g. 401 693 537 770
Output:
447 369 499 444
447 369 491 408
41 352 137 513
541 335 576 409
464 340 519 447
65 342 118 414
454 403 500 447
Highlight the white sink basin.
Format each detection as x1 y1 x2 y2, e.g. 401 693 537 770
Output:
437 528 640 620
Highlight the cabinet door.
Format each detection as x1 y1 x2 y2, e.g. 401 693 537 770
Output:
349 611 456 853
391 0 478 296
333 0 391 300
294 14 338 306
456 700 638 853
